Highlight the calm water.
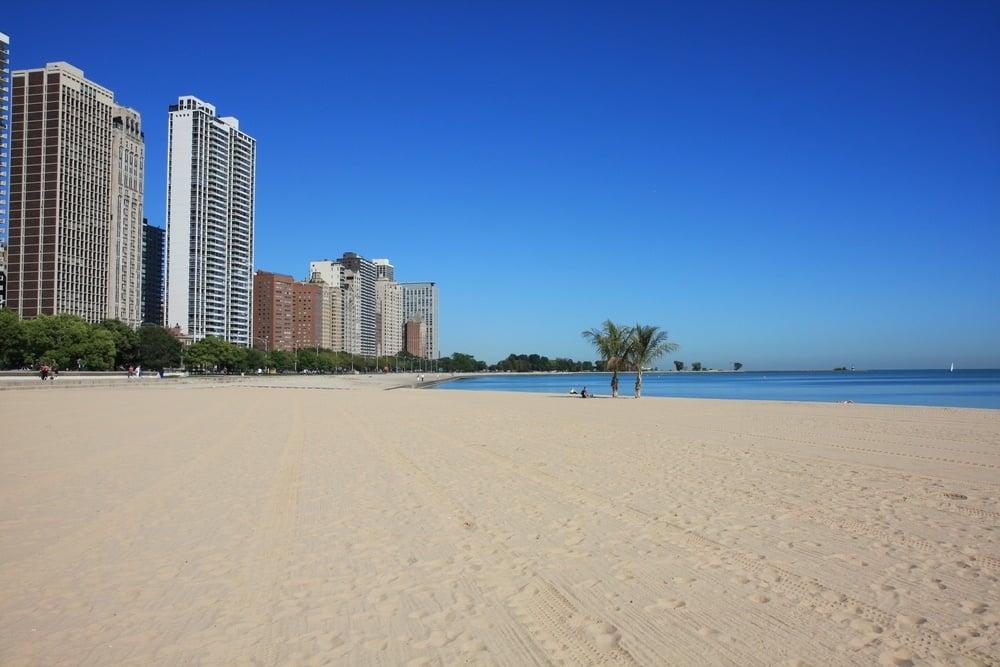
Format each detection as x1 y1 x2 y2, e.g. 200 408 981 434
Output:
434 369 1000 409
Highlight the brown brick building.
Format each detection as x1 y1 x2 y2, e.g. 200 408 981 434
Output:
253 270 324 352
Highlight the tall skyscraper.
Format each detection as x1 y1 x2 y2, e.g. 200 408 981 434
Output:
166 96 256 345
402 281 439 360
109 106 145 326
7 62 144 323
0 32 10 308
373 259 402 356
141 220 165 325
338 252 377 356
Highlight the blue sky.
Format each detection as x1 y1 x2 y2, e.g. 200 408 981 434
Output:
6 1 999 369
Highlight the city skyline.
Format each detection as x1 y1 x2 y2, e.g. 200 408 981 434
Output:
4 3 998 369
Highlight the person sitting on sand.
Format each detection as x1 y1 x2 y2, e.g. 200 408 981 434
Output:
580 387 590 398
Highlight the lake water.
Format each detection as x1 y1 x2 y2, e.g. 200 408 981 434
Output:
434 369 1000 409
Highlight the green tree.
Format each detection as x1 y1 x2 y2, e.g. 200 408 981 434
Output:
296 348 318 372
582 320 633 398
95 319 139 369
269 350 294 372
733 362 743 371
137 325 183 371
446 352 483 373
626 324 679 398
245 347 267 373
673 360 685 372
692 361 703 372
184 336 244 371
0 308 25 369
78 329 118 371
22 314 115 370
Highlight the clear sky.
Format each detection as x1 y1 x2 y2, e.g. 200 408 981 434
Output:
6 1 999 370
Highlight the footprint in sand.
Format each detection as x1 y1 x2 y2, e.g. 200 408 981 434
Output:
584 620 622 648
959 600 987 614
879 648 917 666
897 614 926 626
645 598 686 611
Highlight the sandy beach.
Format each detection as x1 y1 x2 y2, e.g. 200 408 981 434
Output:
1 376 998 666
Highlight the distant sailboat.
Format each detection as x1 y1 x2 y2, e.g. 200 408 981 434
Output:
950 362 955 372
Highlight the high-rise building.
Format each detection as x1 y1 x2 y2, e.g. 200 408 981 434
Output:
338 252 376 356
309 260 346 352
373 258 394 281
404 317 425 358
292 281 322 351
308 273 337 351
252 270 294 352
141 220 165 325
402 281 439 360
7 62 144 323
375 277 402 356
109 106 145 326
373 259 402 356
166 96 255 345
252 270 327 354
0 33 10 308
308 256 436 360
309 254 377 356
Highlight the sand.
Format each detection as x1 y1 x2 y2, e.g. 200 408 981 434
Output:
1 376 998 666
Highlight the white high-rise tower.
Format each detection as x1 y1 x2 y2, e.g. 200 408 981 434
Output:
166 96 256 345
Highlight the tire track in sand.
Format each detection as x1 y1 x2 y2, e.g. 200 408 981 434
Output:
218 394 307 665
346 403 641 667
392 408 1000 664
404 418 998 667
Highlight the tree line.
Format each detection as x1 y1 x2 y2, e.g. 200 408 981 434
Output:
0 310 183 372
0 309 496 375
493 354 596 373
1 310 722 380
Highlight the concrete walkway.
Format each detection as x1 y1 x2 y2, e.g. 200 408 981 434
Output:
0 371 455 391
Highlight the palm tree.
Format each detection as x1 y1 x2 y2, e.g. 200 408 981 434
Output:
628 324 679 398
582 320 633 398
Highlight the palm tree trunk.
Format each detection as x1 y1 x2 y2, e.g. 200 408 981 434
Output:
635 369 642 398
611 371 619 397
